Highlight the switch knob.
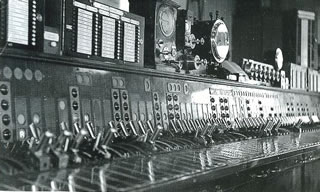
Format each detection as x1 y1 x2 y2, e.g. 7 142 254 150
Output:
0 84 8 95
1 100 9 110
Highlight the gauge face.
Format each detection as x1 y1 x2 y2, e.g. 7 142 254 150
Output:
158 6 175 37
275 48 283 70
210 19 230 63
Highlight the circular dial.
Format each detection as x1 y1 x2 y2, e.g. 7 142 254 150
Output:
158 6 175 37
275 48 283 70
210 19 230 63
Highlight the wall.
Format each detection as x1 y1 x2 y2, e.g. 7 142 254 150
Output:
232 0 320 69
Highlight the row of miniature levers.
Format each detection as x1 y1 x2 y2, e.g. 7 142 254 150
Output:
0 115 317 174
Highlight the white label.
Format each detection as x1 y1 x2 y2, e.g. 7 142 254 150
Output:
77 9 92 55
8 0 29 45
123 23 136 62
131 19 140 25
73 1 86 9
109 13 120 20
101 17 115 59
110 7 123 16
121 16 131 23
86 6 98 13
44 31 59 42
99 10 110 17
93 2 110 11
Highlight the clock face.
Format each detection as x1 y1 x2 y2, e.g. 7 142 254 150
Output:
158 5 175 37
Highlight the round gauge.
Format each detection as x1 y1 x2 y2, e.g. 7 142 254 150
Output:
210 19 230 63
158 6 175 37
275 48 283 70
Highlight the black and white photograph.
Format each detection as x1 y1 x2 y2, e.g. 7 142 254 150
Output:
0 0 320 191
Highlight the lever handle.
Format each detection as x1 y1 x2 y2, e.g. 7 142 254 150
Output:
118 121 129 137
295 119 303 128
85 121 96 139
200 123 211 136
208 118 215 125
149 125 163 144
273 119 282 132
108 121 119 137
255 117 263 126
59 122 69 131
176 120 186 134
235 118 242 129
73 122 81 135
251 118 259 128
247 118 254 128
260 117 266 124
267 121 275 131
221 119 229 130
199 119 206 128
170 120 179 134
72 129 89 150
146 120 154 133
62 131 72 152
137 120 147 135
243 118 250 130
194 119 201 128
101 126 118 146
208 123 217 135
55 130 72 152
93 132 102 151
127 121 138 136
36 131 54 153
215 118 222 125
182 120 192 133
189 120 197 132
29 123 40 142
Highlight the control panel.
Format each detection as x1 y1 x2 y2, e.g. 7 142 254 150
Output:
0 0 44 50
0 0 62 54
0 2 320 192
0 56 319 144
64 0 145 67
